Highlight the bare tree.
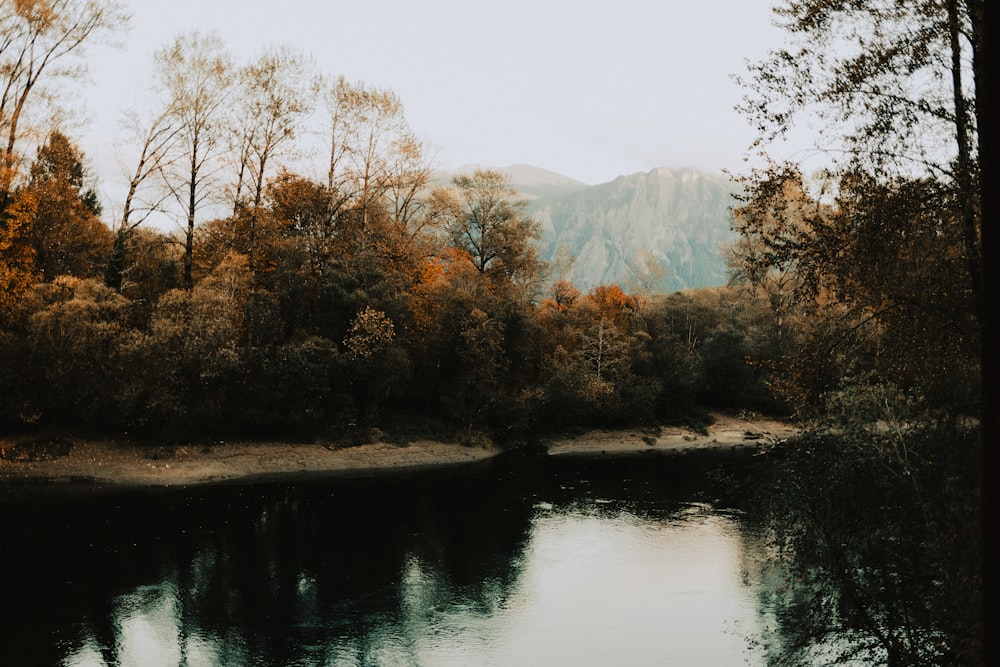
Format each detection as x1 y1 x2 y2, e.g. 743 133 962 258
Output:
0 0 129 197
229 45 315 270
116 106 180 234
155 31 233 289
324 77 426 230
386 131 434 232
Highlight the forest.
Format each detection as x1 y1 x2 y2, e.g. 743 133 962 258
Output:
0 4 791 441
0 1 987 665
0 2 982 443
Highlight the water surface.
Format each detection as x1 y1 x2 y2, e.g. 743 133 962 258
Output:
1 451 778 666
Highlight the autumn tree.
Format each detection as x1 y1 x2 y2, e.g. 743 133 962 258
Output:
429 169 542 292
325 77 432 233
1 132 112 310
535 283 674 426
112 227 181 322
256 171 337 278
0 190 38 310
405 248 481 408
342 305 408 423
18 130 112 281
155 31 233 289
144 252 251 430
228 46 315 273
14 276 142 429
0 0 129 197
193 171 327 337
230 46 314 212
106 105 181 291
0 1 126 307
734 0 984 420
736 0 982 318
732 2 984 663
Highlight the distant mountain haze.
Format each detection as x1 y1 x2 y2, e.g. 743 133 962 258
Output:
444 165 739 292
442 163 591 199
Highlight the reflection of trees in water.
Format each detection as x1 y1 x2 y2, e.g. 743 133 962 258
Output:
0 463 535 666
173 466 535 665
730 432 982 667
12 447 952 666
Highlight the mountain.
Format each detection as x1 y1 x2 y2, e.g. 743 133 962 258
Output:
436 164 739 292
525 167 740 292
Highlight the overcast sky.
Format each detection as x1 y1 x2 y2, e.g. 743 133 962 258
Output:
78 0 806 206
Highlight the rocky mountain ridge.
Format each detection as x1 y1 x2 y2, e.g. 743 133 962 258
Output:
443 164 740 292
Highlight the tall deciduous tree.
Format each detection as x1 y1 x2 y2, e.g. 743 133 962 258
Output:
106 106 181 291
324 77 429 231
736 0 982 317
115 106 180 234
733 3 984 663
230 46 315 214
228 46 315 272
0 0 129 197
155 31 233 289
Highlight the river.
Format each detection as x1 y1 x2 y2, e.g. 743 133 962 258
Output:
1 450 786 666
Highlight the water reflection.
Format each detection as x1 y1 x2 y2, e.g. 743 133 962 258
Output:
1 452 775 666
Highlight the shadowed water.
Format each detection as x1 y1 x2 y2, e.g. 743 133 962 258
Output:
0 451 781 666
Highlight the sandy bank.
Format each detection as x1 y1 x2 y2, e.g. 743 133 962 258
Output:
0 413 799 487
545 412 800 457
0 438 500 487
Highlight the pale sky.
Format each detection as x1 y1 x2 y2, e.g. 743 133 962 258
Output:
76 0 805 213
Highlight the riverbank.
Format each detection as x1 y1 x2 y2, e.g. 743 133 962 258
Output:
545 412 798 457
0 412 799 486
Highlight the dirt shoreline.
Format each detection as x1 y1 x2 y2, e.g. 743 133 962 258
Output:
0 412 799 487
545 412 798 457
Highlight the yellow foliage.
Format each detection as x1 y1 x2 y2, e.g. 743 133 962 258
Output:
0 192 40 311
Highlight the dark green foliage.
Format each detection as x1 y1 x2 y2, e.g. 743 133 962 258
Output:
737 425 982 666
696 324 766 409
236 337 350 437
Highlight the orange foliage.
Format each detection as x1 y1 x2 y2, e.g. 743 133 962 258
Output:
540 279 581 313
582 283 636 327
409 247 478 335
0 192 41 311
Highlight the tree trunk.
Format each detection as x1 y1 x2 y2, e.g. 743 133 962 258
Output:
948 0 981 323
184 154 197 290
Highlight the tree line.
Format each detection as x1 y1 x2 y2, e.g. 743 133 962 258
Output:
0 136 785 438
0 1 795 441
0 0 982 445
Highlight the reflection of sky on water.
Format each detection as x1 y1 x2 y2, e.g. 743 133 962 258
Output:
63 582 245 667
2 455 799 666
397 504 767 666
58 502 767 667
